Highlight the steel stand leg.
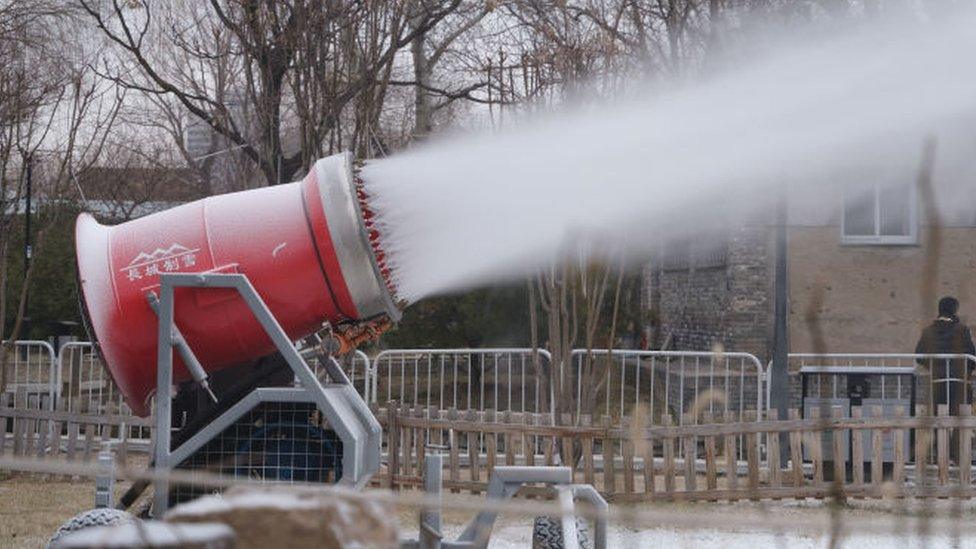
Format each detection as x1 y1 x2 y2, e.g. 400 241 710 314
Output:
419 455 444 549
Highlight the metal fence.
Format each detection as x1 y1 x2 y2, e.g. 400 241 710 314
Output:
370 348 766 427
57 342 132 415
0 341 375 418
23 343 976 431
372 349 554 414
306 348 372 401
1 340 57 410
568 349 765 425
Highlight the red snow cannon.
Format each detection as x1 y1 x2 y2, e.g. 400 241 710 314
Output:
75 152 400 416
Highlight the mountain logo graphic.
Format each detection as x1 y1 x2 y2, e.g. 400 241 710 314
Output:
121 243 200 270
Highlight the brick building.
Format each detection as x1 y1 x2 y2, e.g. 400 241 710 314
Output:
644 223 775 360
644 173 976 365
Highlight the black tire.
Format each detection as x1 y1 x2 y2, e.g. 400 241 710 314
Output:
532 515 590 549
48 508 137 548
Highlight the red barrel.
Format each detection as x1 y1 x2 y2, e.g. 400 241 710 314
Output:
75 153 398 416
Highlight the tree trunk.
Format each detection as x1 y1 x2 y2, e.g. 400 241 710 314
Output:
410 24 433 141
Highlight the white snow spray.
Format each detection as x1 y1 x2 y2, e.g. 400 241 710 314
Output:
361 8 976 304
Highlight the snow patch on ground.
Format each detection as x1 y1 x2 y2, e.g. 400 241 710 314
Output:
167 491 319 517
428 519 976 548
479 524 976 548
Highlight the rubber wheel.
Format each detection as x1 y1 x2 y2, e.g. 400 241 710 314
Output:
48 508 137 548
532 516 590 549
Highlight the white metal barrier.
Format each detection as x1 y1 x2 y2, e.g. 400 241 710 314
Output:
371 347 766 426
56 342 374 415
568 349 766 425
307 349 372 401
1 340 57 410
372 348 554 413
766 353 976 411
57 341 131 415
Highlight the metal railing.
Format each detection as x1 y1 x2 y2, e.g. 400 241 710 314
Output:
0 339 376 418
1 340 57 410
307 349 372 401
568 349 765 425
371 347 766 427
372 348 554 414
57 342 132 416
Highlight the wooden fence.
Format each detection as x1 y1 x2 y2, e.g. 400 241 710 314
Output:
0 394 152 468
376 401 976 502
8 395 976 503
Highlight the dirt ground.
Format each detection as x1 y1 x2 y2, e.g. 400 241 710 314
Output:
8 473 976 548
0 473 129 548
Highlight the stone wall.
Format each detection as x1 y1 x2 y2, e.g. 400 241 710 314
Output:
646 224 775 362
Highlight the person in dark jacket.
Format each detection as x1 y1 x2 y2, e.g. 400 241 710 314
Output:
915 296 976 413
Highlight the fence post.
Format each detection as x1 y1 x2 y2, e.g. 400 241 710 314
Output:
767 409 781 489
788 409 803 489
560 413 575 478
13 386 27 455
46 342 57 411
622 422 635 495
703 411 717 496
602 415 616 495
387 400 399 491
504 411 516 466
937 404 949 486
641 415 655 498
851 406 864 487
582 415 596 488
870 405 883 491
808 407 824 486
961 405 972 488
448 407 460 493
723 411 738 495
663 414 675 496
893 407 906 489
745 410 759 499
915 404 930 494
467 409 480 492
485 409 497 479
683 430 696 493
831 406 846 491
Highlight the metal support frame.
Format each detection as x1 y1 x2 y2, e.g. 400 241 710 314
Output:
412 458 608 549
419 455 444 549
458 466 573 546
557 484 608 549
95 442 116 508
152 273 381 515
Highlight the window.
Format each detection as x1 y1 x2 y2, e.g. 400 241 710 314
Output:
660 236 728 270
841 182 917 245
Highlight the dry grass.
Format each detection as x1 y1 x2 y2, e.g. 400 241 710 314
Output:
9 471 976 548
0 473 130 548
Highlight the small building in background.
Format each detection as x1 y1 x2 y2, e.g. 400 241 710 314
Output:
76 165 208 221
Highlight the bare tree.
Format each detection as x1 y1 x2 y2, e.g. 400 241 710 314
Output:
80 0 467 185
75 141 203 221
401 1 496 140
0 4 123 393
